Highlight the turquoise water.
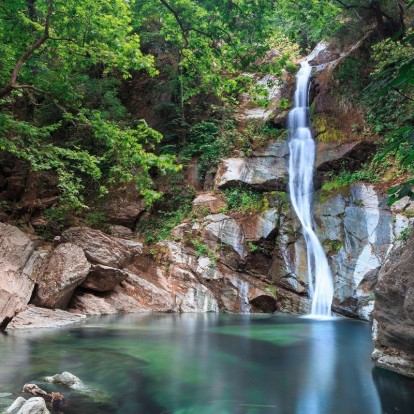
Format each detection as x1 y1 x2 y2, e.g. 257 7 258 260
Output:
0 314 413 413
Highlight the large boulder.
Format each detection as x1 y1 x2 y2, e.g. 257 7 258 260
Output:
372 231 414 378
33 243 90 309
215 142 288 191
5 397 27 414
15 397 49 414
106 186 146 227
80 265 129 292
0 223 36 327
61 227 134 268
6 306 86 330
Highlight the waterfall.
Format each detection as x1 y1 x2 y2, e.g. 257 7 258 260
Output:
287 61 334 317
239 279 251 313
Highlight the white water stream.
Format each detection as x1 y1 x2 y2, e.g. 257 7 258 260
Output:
287 61 334 316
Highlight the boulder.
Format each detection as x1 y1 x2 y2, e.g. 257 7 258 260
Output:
0 223 36 327
203 214 245 257
44 372 87 391
6 306 86 330
80 265 129 292
372 231 414 377
61 227 134 268
33 243 91 309
15 398 50 414
241 208 279 241
107 188 145 227
192 193 227 216
5 397 26 414
215 142 288 191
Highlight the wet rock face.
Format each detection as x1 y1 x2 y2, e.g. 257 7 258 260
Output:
372 231 414 377
33 243 91 309
215 142 288 191
315 184 413 320
0 223 36 327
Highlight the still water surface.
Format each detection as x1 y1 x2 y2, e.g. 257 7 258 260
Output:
0 314 413 414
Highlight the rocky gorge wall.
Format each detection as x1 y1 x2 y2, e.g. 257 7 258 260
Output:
1 40 414 379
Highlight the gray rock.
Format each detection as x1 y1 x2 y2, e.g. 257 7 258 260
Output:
241 208 279 241
61 227 133 267
80 265 129 292
5 397 26 414
203 214 245 257
215 155 287 191
33 243 91 309
44 371 87 391
372 231 414 378
0 223 35 327
6 306 86 330
15 398 49 414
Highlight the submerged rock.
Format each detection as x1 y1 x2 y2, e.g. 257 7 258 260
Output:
43 372 87 392
33 243 90 309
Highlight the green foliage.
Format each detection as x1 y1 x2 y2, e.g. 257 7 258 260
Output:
366 31 414 204
0 0 178 209
135 172 195 244
322 239 342 255
84 211 107 228
222 187 268 214
285 61 299 74
397 227 412 243
190 239 218 262
37 206 72 239
321 167 380 193
179 115 239 180
278 98 292 110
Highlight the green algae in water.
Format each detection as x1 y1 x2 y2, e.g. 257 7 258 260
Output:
1 315 414 414
209 323 308 346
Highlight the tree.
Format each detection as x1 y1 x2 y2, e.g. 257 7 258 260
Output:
0 0 178 208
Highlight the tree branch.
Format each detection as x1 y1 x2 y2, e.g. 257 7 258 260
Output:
0 0 54 99
159 0 189 47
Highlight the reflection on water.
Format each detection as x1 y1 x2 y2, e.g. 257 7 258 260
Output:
0 314 413 414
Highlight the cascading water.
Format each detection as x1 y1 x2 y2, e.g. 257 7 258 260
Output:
287 61 334 317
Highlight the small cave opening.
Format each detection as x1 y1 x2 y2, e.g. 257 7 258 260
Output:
250 295 277 313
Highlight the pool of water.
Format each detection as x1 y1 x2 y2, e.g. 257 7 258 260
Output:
0 314 413 414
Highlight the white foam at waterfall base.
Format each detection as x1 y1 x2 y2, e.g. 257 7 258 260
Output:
287 61 334 317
